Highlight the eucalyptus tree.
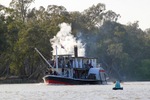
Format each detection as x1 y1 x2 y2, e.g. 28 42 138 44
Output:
102 9 120 23
0 11 6 53
145 28 150 48
0 5 21 76
83 3 105 29
69 11 87 35
0 9 8 75
9 0 35 22
124 22 145 60
83 3 120 29
46 5 70 25
9 23 53 77
134 28 150 80
27 6 49 23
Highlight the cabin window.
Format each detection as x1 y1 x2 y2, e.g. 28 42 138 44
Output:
87 74 96 79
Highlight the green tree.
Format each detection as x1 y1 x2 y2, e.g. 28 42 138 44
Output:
137 59 150 80
10 0 35 22
83 3 105 29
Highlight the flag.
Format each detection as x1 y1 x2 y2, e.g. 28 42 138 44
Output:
60 44 67 52
61 44 65 49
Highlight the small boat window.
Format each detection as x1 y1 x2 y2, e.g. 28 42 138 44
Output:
87 74 96 79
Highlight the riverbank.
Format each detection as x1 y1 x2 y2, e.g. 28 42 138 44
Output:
0 76 41 84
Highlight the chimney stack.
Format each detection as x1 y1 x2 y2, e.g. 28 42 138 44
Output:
74 45 78 57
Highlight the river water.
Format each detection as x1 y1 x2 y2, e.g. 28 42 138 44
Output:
0 82 150 100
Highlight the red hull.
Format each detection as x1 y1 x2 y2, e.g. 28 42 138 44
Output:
45 80 72 85
43 75 104 85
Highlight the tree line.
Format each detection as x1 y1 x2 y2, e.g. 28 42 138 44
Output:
0 0 150 81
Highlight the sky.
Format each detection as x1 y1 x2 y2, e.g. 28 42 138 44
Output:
0 0 150 30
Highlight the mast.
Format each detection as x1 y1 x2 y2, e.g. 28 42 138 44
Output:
34 48 53 69
55 46 58 72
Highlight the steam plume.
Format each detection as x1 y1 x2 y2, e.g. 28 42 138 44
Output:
50 23 85 56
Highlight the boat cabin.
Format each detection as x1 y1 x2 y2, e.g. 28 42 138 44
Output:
50 54 98 79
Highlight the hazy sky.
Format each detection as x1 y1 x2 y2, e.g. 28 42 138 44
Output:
0 0 150 30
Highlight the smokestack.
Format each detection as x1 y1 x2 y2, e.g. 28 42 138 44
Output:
74 45 78 57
